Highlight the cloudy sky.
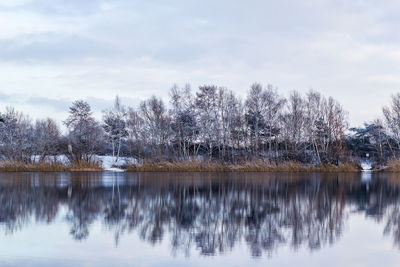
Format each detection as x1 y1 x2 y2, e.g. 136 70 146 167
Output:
0 0 399 126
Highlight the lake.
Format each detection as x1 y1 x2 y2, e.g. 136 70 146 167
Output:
0 171 399 266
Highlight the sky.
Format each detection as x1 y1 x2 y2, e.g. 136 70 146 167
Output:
0 0 400 126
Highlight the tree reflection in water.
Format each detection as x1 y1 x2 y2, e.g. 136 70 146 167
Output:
0 172 400 257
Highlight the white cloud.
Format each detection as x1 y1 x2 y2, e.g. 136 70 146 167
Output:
0 0 400 126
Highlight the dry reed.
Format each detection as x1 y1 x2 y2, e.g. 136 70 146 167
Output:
0 160 103 172
384 159 400 172
126 160 361 173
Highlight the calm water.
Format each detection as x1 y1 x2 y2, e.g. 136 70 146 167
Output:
0 171 400 266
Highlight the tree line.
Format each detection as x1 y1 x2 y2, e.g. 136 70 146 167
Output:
1 83 400 165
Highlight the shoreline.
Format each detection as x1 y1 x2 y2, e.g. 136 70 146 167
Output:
125 160 362 173
0 161 103 172
3 160 400 173
0 170 365 173
0 170 383 173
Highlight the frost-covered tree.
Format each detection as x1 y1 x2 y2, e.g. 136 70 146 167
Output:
140 96 171 159
321 96 348 163
126 108 146 161
228 97 247 161
305 91 323 163
170 84 200 159
263 85 286 157
245 83 268 157
195 85 220 160
0 82 358 165
64 100 103 163
348 120 390 163
0 107 34 162
245 83 285 159
281 91 306 160
303 91 348 164
217 88 243 160
383 93 400 154
34 118 61 162
103 96 128 163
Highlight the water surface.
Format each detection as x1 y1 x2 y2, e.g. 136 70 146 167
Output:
0 171 399 266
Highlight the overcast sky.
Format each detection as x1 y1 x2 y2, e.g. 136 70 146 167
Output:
0 0 400 126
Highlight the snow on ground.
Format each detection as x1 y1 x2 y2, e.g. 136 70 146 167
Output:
31 155 69 164
31 155 137 172
97 156 130 172
361 161 372 171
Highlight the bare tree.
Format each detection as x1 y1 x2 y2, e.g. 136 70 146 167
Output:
0 83 359 166
245 83 266 157
170 84 199 159
195 85 220 160
263 85 286 159
0 107 34 162
281 91 306 160
218 89 242 161
126 108 146 161
140 96 171 159
34 118 61 162
103 96 128 163
64 100 103 164
383 93 400 155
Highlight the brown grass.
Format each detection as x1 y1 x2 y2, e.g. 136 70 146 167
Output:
126 160 361 173
69 160 103 172
0 159 359 173
0 160 103 172
383 159 400 172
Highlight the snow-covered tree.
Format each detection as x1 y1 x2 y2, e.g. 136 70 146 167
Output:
64 100 103 163
103 96 128 163
126 108 146 161
0 107 34 162
245 83 285 159
140 96 171 159
0 82 359 165
383 93 400 153
195 85 220 160
170 84 199 159
280 91 306 160
34 118 61 162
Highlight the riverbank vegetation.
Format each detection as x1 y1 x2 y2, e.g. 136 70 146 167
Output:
126 160 360 172
1 83 400 172
0 160 103 172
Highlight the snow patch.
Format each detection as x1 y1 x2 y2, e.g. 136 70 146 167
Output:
30 155 136 172
361 161 372 171
97 156 128 172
